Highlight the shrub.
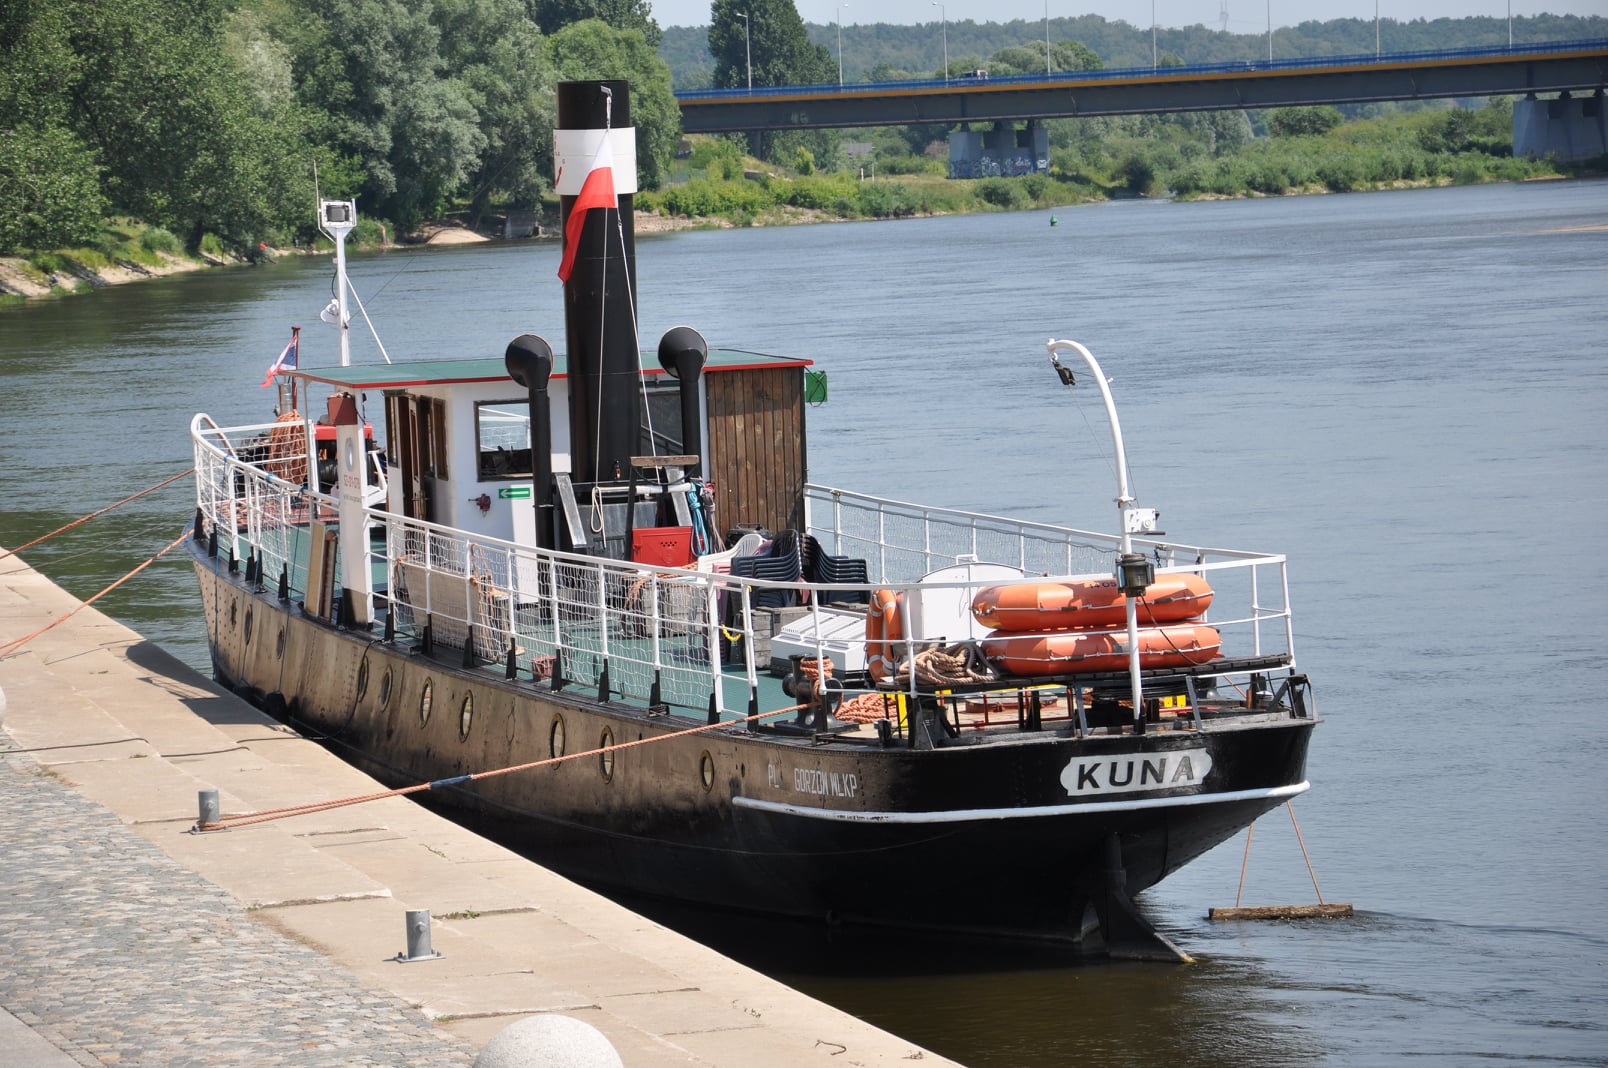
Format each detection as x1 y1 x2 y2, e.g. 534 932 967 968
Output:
1316 158 1361 192
1267 106 1344 138
141 227 181 254
975 178 1026 209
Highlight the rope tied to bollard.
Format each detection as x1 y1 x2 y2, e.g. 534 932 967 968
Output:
192 701 814 832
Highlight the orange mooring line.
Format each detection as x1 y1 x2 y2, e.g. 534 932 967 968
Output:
0 468 194 563
0 530 193 659
197 702 814 831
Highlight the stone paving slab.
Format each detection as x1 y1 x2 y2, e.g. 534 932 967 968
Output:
0 551 956 1067
0 737 479 1068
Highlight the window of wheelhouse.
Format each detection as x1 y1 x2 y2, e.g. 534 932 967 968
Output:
640 377 686 459
477 400 532 480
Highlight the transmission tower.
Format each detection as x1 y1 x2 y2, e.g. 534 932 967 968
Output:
1219 1 1229 33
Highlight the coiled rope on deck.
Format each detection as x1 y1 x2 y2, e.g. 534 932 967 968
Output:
795 651 996 723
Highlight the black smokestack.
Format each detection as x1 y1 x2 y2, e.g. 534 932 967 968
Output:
556 79 638 484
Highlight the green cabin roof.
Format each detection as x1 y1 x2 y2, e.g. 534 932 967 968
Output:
292 348 811 391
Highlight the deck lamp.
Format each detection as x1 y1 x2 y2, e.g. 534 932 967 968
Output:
1117 552 1154 598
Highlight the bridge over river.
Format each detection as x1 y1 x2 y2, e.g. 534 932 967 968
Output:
677 39 1608 159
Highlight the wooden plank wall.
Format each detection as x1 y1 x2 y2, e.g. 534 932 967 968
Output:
705 367 806 537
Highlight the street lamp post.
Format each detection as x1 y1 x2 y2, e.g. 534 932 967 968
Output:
1045 0 1051 75
837 4 848 87
932 1 947 83
737 11 752 92
1152 0 1157 69
1266 0 1273 62
1375 0 1380 56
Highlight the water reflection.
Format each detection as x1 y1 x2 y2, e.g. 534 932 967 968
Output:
610 892 1321 1068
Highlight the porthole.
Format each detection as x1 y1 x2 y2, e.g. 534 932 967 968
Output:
419 678 433 725
355 654 370 702
275 627 285 659
243 607 253 644
699 751 715 792
598 726 615 782
378 667 393 710
459 693 474 739
549 715 566 758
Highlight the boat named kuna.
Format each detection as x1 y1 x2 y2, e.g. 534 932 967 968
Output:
187 80 1317 961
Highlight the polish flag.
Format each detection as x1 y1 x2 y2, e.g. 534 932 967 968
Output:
557 133 616 284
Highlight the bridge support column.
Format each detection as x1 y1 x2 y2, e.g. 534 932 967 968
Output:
1513 91 1606 162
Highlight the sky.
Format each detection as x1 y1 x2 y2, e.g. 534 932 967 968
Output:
654 1 1608 30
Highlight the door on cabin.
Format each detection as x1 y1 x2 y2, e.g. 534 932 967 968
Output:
384 392 446 524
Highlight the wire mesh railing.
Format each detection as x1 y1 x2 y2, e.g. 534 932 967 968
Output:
194 423 1299 728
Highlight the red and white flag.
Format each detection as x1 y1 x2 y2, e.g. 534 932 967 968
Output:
556 133 617 284
258 330 299 388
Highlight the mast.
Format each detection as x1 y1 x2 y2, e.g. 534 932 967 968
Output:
319 200 357 367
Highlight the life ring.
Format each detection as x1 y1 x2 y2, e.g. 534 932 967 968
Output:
864 588 904 685
972 573 1213 632
981 623 1222 677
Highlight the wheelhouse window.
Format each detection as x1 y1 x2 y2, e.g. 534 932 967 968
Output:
477 400 532 480
640 379 684 458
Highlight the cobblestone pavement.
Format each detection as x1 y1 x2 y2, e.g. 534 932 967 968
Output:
0 738 478 1068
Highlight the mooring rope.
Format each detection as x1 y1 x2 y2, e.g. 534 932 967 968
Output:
0 468 194 563
194 700 815 831
1232 801 1328 909
0 530 193 659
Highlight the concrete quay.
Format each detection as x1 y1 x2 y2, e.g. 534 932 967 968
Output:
0 550 956 1067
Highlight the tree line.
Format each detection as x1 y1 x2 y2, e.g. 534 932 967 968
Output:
0 0 677 255
3 3 1602 258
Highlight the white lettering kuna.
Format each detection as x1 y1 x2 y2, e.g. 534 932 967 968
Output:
1060 749 1213 796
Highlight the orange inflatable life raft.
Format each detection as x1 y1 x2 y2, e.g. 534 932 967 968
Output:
971 573 1214 632
981 623 1222 676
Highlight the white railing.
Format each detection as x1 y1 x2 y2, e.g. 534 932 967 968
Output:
193 420 1298 727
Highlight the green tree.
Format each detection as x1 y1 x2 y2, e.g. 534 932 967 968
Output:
708 0 833 163
548 20 679 190
294 0 485 231
437 0 557 227
0 125 107 251
58 0 314 250
1268 106 1345 138
988 40 1102 76
530 0 661 47
709 0 833 91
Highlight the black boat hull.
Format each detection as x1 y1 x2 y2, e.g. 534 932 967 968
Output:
194 547 1314 946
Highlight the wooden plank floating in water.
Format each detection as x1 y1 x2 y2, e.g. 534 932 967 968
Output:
1208 903 1355 921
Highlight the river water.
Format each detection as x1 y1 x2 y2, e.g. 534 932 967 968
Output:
2 179 1605 1066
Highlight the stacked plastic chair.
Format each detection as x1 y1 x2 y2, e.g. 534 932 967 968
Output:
803 534 869 605
728 529 803 608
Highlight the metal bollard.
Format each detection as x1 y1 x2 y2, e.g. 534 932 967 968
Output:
394 909 443 963
190 788 226 833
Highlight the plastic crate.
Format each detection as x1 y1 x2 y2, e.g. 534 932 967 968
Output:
632 526 694 568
